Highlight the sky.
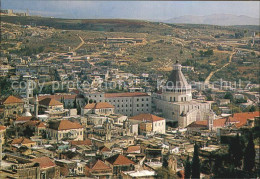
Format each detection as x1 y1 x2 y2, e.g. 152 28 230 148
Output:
1 1 259 20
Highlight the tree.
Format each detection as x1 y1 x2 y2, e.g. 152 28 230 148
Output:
224 92 234 102
54 69 61 81
147 57 154 62
191 143 200 178
230 134 243 168
73 97 77 108
162 153 169 168
89 99 93 104
243 132 255 172
213 155 222 177
77 101 81 115
184 156 191 179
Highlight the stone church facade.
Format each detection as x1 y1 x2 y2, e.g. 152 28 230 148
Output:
153 61 214 128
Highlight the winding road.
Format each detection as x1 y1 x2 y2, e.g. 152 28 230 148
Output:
204 51 235 84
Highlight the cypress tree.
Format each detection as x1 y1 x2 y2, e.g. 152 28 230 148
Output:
243 133 255 172
73 97 77 108
213 155 222 177
184 155 191 179
233 133 243 168
77 101 81 115
162 153 169 168
191 143 200 178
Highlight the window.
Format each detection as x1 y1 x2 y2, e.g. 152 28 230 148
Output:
142 98 144 101
146 104 149 107
146 98 149 101
137 99 139 101
137 104 139 107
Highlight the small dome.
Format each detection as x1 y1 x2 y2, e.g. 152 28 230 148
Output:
23 111 32 117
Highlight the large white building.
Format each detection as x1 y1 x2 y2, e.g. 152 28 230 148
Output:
83 92 151 117
153 61 214 128
129 113 166 134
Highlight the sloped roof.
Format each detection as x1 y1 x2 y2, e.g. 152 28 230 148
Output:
48 120 83 131
106 154 135 165
0 125 6 131
70 139 92 146
11 137 35 145
38 94 77 101
105 92 148 98
100 146 111 152
3 95 24 104
130 113 165 122
213 118 227 127
228 111 259 128
186 120 208 128
16 116 32 121
167 62 190 89
126 145 141 153
84 102 114 109
91 160 111 170
37 122 46 128
31 157 56 169
39 98 63 106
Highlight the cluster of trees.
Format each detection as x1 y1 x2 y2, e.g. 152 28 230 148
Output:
0 77 13 97
224 92 257 112
184 132 257 178
19 46 45 56
199 49 214 57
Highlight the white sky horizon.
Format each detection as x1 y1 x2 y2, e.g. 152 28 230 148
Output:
2 1 259 20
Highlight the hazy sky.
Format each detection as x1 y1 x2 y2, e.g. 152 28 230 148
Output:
2 1 259 20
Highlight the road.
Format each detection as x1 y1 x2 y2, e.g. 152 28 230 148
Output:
73 35 85 52
204 51 235 84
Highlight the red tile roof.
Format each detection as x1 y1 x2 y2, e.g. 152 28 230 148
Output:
11 137 35 145
100 146 111 152
31 157 56 169
91 160 111 171
39 98 63 106
16 116 32 121
3 96 24 104
37 122 46 128
106 154 135 165
228 111 259 127
130 113 164 122
84 102 114 109
213 118 227 127
105 92 148 98
186 120 208 128
48 120 83 131
38 94 77 101
126 146 140 153
0 125 6 131
70 139 92 146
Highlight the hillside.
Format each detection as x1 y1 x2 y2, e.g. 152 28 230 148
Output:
165 14 260 26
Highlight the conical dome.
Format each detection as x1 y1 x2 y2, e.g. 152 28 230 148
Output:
166 61 190 89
